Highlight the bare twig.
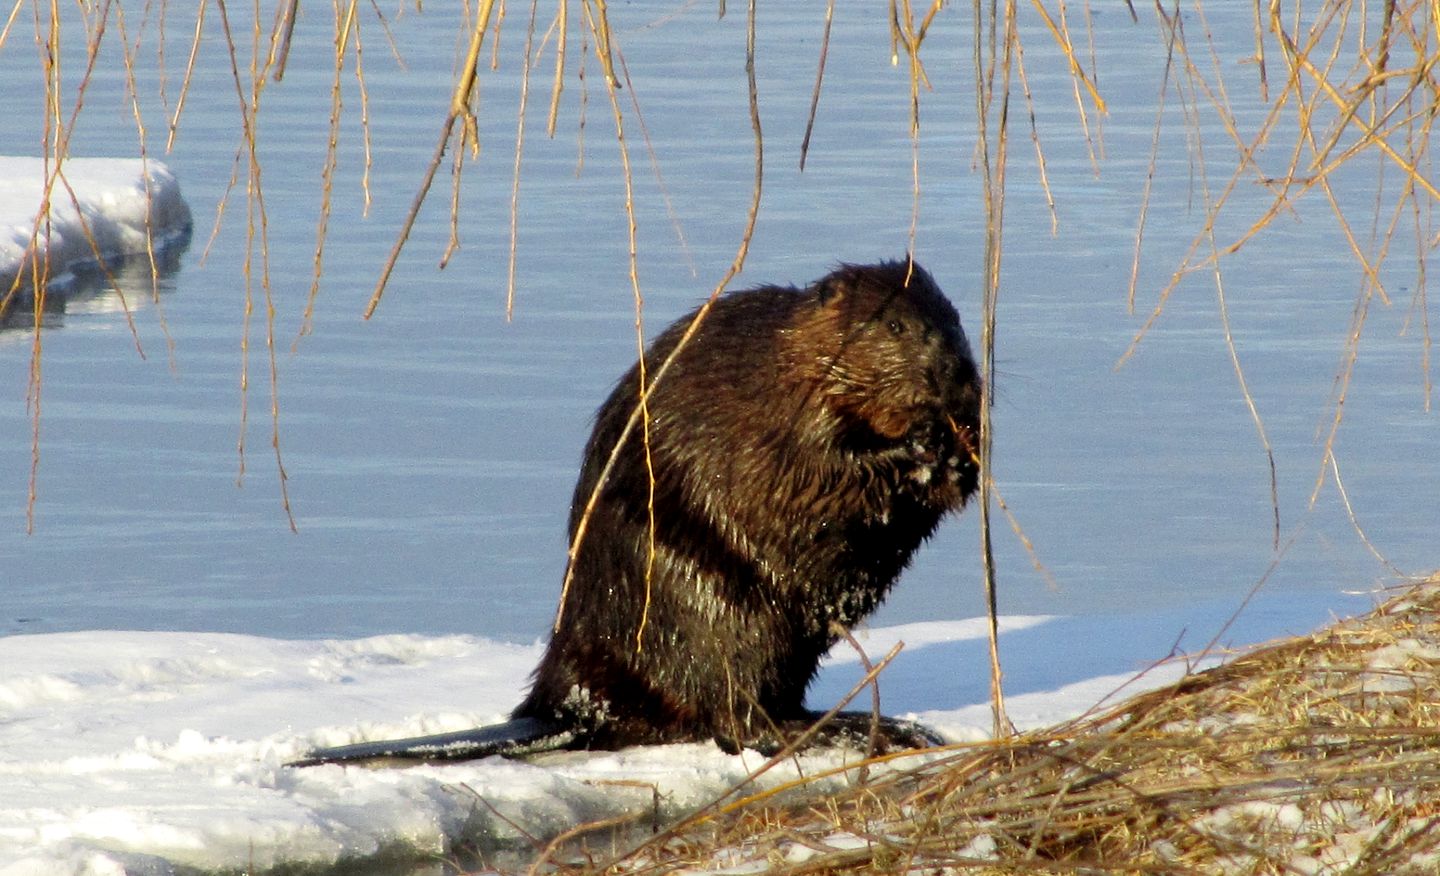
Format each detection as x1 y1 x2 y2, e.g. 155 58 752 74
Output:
554 0 765 632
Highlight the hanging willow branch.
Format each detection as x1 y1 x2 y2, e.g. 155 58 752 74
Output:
362 0 499 319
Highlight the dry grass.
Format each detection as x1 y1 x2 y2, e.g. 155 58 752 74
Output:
532 574 1440 875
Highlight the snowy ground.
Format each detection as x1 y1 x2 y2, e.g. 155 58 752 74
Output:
0 156 191 295
0 616 1209 876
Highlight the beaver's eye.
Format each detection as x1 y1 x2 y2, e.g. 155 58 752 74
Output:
886 319 905 336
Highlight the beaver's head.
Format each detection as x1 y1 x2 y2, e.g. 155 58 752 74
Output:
798 260 983 505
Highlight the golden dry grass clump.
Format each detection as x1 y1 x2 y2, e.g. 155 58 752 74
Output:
546 575 1440 875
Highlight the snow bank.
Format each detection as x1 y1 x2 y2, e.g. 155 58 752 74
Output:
0 157 192 294
0 618 1172 876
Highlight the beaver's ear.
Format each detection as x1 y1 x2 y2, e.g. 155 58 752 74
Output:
812 267 854 307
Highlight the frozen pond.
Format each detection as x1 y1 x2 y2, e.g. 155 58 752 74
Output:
1 2 1434 647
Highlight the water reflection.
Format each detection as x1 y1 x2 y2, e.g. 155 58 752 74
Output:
0 228 191 332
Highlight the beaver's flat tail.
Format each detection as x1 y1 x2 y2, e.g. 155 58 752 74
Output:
287 717 574 767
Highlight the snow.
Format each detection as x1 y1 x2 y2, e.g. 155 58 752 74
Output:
0 618 1205 875
0 157 191 294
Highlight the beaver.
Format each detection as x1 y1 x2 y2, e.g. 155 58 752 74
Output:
290 259 981 767
512 258 981 753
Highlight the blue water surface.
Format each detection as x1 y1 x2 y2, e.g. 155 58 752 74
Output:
0 2 1433 654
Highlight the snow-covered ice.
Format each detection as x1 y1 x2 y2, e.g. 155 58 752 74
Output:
1 156 191 294
0 617 1211 876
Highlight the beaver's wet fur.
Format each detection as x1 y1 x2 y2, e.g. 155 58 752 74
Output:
513 260 982 754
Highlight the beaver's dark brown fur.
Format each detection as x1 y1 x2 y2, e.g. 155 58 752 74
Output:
513 260 982 753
